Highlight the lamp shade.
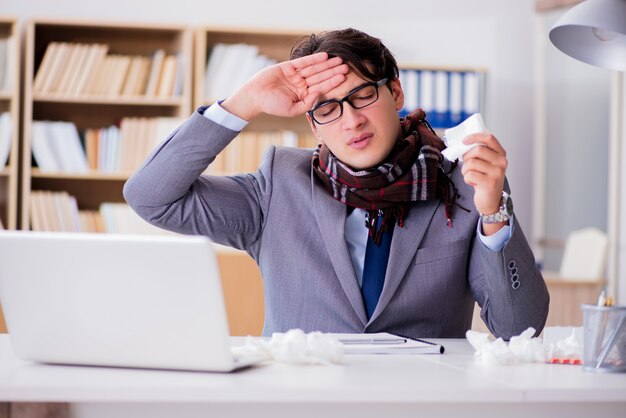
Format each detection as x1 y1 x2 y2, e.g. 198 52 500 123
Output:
549 0 626 71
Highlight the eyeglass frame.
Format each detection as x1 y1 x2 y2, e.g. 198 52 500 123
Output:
307 78 389 125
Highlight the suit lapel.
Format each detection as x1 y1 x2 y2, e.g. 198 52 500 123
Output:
368 200 440 324
311 177 368 326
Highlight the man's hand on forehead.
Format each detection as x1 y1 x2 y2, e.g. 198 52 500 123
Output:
289 52 349 107
221 52 348 120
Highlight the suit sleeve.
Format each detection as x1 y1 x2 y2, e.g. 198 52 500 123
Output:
123 109 273 251
468 212 550 340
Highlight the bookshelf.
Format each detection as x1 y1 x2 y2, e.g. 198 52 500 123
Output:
195 27 319 177
21 19 193 229
0 17 19 231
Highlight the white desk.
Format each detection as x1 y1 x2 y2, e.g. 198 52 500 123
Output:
0 335 624 418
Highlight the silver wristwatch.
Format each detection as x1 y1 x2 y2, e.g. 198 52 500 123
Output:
480 191 513 224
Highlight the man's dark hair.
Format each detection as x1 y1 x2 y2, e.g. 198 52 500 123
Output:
290 28 399 83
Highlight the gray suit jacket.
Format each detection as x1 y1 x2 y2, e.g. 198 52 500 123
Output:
124 109 549 340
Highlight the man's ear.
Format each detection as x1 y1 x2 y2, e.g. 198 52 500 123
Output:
390 78 404 112
306 113 324 143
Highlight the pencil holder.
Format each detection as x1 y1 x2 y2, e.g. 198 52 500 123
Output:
581 304 626 373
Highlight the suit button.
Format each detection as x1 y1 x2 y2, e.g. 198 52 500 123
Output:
510 273 519 283
512 281 520 289
508 260 516 269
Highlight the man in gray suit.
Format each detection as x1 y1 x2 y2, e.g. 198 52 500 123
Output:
124 28 549 340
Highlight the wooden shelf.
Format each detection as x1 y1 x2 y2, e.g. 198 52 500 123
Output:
33 94 185 107
31 169 131 181
0 17 19 230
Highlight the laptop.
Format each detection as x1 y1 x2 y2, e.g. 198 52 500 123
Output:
0 231 264 372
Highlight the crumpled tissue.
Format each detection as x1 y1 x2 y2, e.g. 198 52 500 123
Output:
544 327 583 360
441 113 488 162
232 329 344 365
466 327 545 365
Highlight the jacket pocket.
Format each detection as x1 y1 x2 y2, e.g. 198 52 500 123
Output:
414 238 469 265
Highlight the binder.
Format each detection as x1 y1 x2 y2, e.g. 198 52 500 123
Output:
433 71 449 128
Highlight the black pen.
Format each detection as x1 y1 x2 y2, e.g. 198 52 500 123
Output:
339 338 407 345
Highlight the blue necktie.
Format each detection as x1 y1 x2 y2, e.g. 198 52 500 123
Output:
361 215 393 320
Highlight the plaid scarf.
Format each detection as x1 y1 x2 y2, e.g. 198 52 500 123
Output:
312 108 460 244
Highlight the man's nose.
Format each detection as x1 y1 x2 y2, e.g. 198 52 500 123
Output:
341 103 366 130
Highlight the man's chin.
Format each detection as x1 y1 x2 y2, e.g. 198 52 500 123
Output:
341 156 385 171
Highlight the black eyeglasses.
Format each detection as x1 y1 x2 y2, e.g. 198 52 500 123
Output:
308 78 388 125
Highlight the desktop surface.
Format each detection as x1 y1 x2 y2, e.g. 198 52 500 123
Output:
0 335 624 418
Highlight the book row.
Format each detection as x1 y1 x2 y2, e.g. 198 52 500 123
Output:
30 190 170 235
33 42 183 98
209 130 319 174
31 117 184 174
0 36 15 92
30 117 319 175
398 69 485 129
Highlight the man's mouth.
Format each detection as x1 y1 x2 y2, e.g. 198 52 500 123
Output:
348 133 373 147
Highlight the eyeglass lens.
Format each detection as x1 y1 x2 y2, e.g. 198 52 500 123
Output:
312 83 379 124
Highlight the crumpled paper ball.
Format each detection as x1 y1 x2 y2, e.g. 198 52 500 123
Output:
232 329 344 365
466 327 545 365
545 328 583 360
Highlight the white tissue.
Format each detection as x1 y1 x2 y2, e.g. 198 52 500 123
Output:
232 329 344 365
466 327 545 365
441 113 488 162
545 328 583 360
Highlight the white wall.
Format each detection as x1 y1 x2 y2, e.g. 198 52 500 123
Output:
2 0 538 235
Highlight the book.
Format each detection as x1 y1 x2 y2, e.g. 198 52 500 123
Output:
57 43 85 95
172 53 184 97
84 52 113 96
0 112 12 169
46 42 71 94
0 38 7 92
33 42 59 93
31 121 59 172
135 57 151 96
334 332 444 354
108 55 132 96
3 36 14 92
72 44 108 96
144 49 165 96
121 55 148 96
204 43 227 100
48 122 89 173
156 54 177 98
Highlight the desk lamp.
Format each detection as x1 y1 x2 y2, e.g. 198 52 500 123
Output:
549 0 626 71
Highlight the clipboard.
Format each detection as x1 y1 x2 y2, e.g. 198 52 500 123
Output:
335 332 445 355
